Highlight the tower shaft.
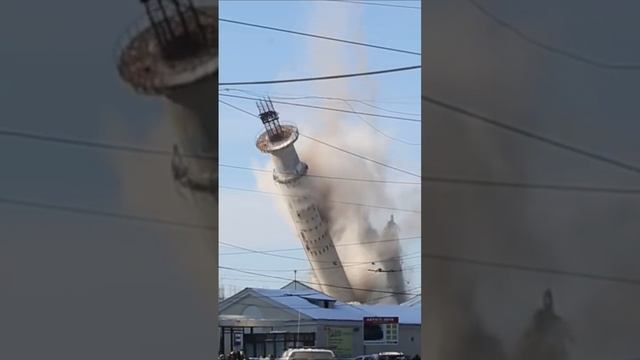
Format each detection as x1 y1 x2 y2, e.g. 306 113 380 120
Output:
281 177 355 301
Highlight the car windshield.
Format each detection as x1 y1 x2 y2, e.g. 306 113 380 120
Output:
287 352 334 360
379 355 406 360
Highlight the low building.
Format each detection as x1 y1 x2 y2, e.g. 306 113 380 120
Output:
219 282 420 359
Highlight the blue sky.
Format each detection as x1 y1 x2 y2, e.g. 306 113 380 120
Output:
218 0 422 295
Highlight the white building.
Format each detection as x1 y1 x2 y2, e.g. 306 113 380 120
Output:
218 282 421 359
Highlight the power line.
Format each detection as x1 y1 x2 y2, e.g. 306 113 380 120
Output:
225 253 421 270
219 99 258 118
424 95 640 176
218 65 421 86
222 87 421 107
0 195 215 232
220 163 421 185
220 276 287 284
0 193 419 272
422 175 640 196
221 266 313 273
223 163 640 195
223 98 640 196
332 0 421 10
220 88 421 116
466 0 640 70
219 18 420 56
219 234 421 255
219 185 421 213
335 95 420 146
0 125 404 193
423 251 640 287
0 128 214 161
220 266 420 296
219 257 421 273
221 94 420 122
219 240 420 265
218 260 422 273
220 89 421 145
218 0 421 9
10 182 637 288
7 121 637 197
222 161 640 196
299 133 422 178
367 287 422 303
220 97 420 179
226 247 640 290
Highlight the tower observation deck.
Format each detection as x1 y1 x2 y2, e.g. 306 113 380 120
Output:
255 99 355 302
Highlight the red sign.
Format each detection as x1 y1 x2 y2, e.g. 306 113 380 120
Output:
363 317 399 325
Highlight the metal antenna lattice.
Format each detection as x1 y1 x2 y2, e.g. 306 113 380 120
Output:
257 97 284 141
140 0 208 61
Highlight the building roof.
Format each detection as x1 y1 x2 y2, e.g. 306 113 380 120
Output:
280 280 320 293
220 287 421 325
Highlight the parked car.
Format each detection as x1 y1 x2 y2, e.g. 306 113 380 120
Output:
354 352 407 360
280 348 336 360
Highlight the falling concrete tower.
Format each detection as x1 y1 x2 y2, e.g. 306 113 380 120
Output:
115 0 219 354
377 215 409 305
255 99 355 302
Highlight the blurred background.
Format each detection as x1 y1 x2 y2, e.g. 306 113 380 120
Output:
423 0 640 359
0 1 218 359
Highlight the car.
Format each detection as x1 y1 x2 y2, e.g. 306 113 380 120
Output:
353 355 375 360
377 352 407 360
280 348 336 360
353 352 407 360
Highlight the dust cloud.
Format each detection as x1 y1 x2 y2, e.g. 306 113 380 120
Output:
255 2 420 304
424 1 640 359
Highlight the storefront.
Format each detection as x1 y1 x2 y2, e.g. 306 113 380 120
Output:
219 286 421 358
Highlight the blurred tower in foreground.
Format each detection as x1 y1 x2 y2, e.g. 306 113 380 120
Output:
117 0 218 197
115 0 218 353
255 99 355 301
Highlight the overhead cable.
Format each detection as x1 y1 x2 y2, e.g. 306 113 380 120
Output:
219 65 421 86
221 93 420 123
220 266 421 296
219 185 421 214
424 95 640 176
219 18 420 56
467 0 640 70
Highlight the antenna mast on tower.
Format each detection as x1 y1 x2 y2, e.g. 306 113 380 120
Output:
257 97 285 141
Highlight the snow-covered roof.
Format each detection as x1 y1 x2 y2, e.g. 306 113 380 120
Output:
252 288 370 321
222 287 421 325
280 280 319 293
